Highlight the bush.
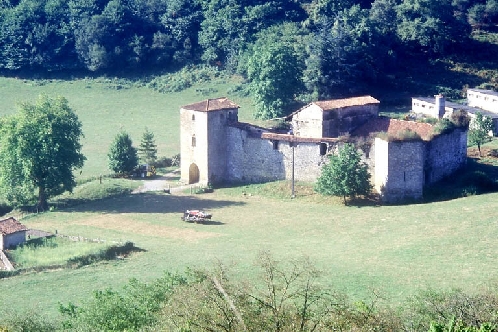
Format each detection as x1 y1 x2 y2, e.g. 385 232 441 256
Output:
460 171 498 192
434 118 456 135
147 65 224 93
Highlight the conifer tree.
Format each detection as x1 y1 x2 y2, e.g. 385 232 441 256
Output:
138 127 158 165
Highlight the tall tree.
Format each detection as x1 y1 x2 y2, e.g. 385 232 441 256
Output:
0 95 85 211
247 23 304 119
315 143 372 204
138 127 158 165
468 112 493 157
305 6 378 98
108 131 138 175
396 0 471 55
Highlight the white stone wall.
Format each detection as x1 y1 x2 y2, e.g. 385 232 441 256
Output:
2 231 25 249
180 108 209 184
292 104 324 138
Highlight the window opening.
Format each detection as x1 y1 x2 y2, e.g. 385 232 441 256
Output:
272 140 279 150
192 114 195 121
319 143 327 156
191 135 196 147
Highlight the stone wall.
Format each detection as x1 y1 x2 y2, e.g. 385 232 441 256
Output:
226 127 333 183
374 138 425 202
425 129 467 184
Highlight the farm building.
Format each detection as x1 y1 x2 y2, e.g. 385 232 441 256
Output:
180 96 467 202
467 88 498 112
0 217 27 250
412 91 498 134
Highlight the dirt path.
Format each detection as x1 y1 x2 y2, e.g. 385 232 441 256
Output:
132 169 195 194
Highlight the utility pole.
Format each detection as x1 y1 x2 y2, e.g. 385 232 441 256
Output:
291 142 295 199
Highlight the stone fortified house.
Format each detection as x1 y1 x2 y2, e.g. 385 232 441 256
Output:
180 96 467 202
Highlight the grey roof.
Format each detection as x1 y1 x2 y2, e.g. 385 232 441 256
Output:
412 96 498 119
467 88 498 98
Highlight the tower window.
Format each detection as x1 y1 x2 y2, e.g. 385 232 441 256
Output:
319 143 327 156
191 135 196 147
192 114 195 121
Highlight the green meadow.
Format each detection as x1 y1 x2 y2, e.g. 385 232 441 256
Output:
2 186 498 319
0 76 255 179
1 76 498 321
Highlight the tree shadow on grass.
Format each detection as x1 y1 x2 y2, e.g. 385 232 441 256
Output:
421 157 498 204
62 192 245 214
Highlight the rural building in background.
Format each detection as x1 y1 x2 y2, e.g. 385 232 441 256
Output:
0 217 27 250
180 95 468 202
412 89 498 134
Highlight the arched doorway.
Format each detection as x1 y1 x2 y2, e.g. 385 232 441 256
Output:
189 163 200 184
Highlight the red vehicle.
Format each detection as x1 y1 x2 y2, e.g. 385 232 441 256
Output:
181 210 212 223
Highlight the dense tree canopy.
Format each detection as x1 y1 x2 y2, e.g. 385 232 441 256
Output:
0 95 85 211
247 24 305 119
0 0 496 118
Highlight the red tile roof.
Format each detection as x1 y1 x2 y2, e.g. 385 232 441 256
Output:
0 217 28 235
352 117 435 141
314 96 380 111
182 97 239 112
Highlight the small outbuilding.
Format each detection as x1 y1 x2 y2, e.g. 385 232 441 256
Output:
0 217 28 250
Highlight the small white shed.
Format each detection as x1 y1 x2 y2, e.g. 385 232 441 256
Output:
0 217 28 250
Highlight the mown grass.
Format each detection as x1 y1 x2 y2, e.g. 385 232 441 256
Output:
1 182 498 319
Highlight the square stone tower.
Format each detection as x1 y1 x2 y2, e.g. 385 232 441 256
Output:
180 97 239 184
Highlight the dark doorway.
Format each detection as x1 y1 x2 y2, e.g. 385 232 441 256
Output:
189 163 200 184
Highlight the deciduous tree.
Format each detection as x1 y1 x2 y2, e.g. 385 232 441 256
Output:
108 131 138 175
315 143 372 204
247 24 304 119
0 95 85 211
468 112 493 157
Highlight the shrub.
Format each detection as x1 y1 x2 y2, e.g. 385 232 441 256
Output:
450 109 470 129
392 129 422 142
434 118 456 135
2 312 57 332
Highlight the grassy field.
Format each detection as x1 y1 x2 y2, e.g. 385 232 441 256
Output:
1 69 498 322
1 183 498 319
0 75 255 179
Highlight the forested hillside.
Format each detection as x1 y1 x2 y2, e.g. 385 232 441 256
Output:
1 0 498 117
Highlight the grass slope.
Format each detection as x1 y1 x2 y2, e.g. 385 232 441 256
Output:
0 76 255 179
1 188 498 319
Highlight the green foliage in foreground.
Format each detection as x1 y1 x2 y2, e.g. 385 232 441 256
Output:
3 253 498 332
315 143 372 204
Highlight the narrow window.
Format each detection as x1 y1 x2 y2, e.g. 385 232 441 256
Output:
403 171 406 182
191 135 196 147
319 143 327 156
192 114 195 121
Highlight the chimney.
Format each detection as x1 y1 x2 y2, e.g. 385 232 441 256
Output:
435 94 445 118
